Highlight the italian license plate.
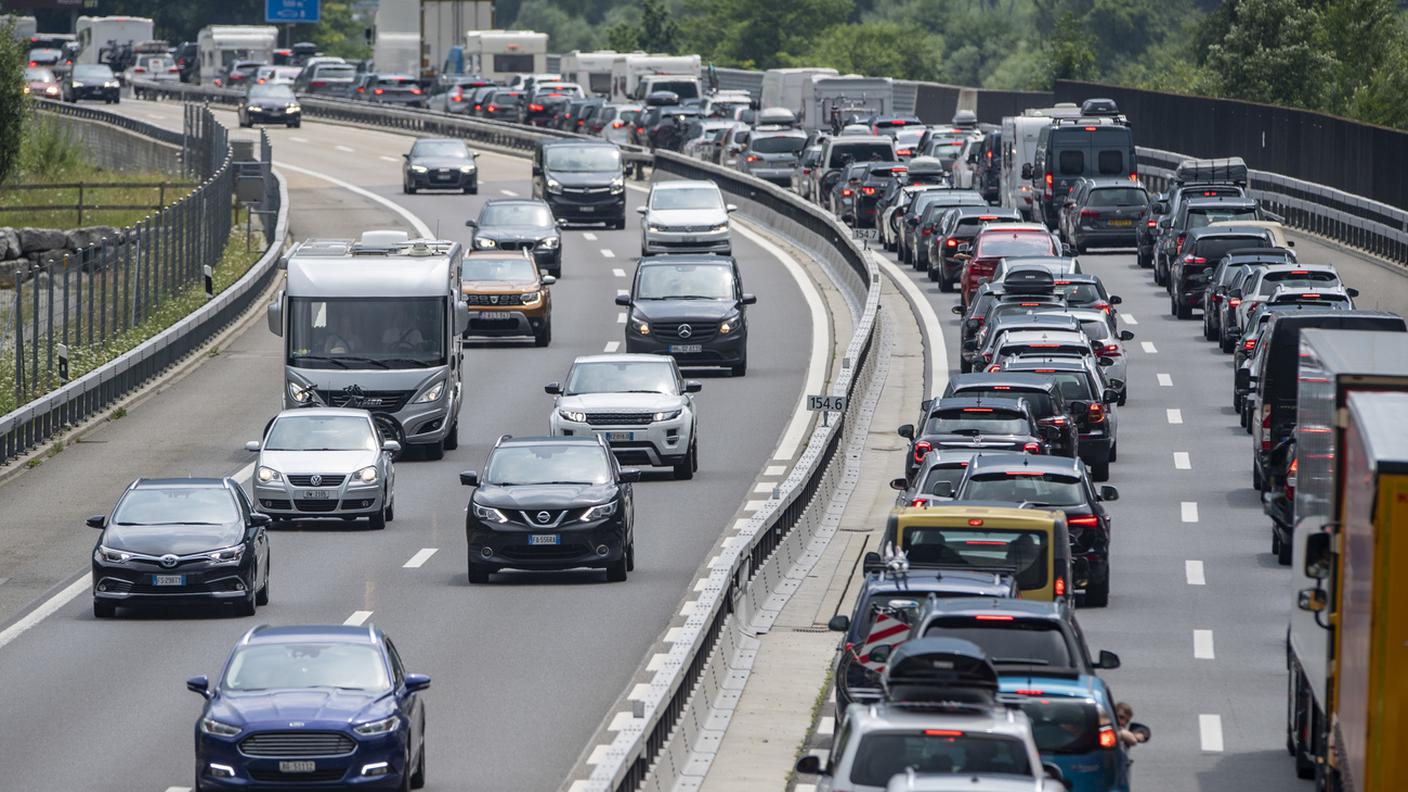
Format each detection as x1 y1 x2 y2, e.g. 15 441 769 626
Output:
1108 218 1132 227
670 344 703 354
529 534 560 545
279 761 316 773
301 490 330 499
605 431 634 442
151 574 185 586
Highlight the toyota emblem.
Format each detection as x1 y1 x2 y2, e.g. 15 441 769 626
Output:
677 324 693 339
159 554 179 569
310 474 322 487
537 511 552 524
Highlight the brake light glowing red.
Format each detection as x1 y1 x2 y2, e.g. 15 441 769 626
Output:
1087 403 1105 425
968 518 984 527
841 188 854 198
1083 126 1097 132
925 729 965 736
529 103 545 112
746 155 760 163
1229 297 1242 307
1184 255 1207 264
410 87 423 95
610 120 624 128
1129 172 1138 182
962 407 994 412
1099 727 1118 749
1068 515 1100 528
1054 577 1066 596
1244 339 1257 351
1014 688 1045 696
373 88 385 95
1044 173 1053 188
1080 209 1099 218
1101 344 1121 356
975 615 1015 621
862 186 877 196
896 149 912 156
1023 442 1041 453
487 104 497 112
1146 219 1157 228
891 166 907 173
1176 234 1186 254
946 238 958 248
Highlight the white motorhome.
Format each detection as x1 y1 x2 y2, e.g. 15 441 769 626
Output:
464 30 547 82
999 103 1082 220
799 75 893 131
560 50 639 97
75 16 154 65
610 53 700 102
197 25 277 85
372 0 420 76
760 67 838 115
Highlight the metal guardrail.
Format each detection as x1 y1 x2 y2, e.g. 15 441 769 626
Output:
0 106 287 465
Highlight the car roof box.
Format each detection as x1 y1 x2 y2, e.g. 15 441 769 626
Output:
1000 267 1056 294
951 109 978 128
756 107 798 127
1175 157 1248 186
883 638 999 704
644 90 680 107
1080 98 1119 116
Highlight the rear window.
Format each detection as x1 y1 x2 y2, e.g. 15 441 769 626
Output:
1188 206 1258 227
925 408 1029 436
1088 187 1146 206
1193 236 1270 263
1016 699 1101 754
649 80 699 99
976 233 1056 258
1054 281 1104 305
923 616 1073 667
376 76 417 86
1045 372 1095 401
849 732 1032 785
830 142 896 167
960 388 1054 416
960 472 1086 507
317 65 355 79
1096 149 1125 175
751 135 805 154
918 464 969 497
1259 270 1341 291
1057 150 1084 176
901 527 1049 589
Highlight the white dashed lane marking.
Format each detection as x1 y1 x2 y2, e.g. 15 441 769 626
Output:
1186 560 1206 585
1181 501 1199 522
334 145 355 153
612 268 626 277
617 313 626 324
1173 452 1192 470
1157 372 1174 387
1193 629 1216 659
1120 313 1138 325
379 155 399 163
601 249 616 258
583 232 598 241
403 548 438 569
500 189 518 197
343 610 373 626
1166 408 1183 424
603 341 621 353
1200 714 1225 752
1141 341 1158 354
289 136 309 143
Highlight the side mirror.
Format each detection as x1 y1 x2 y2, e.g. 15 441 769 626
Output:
619 468 643 483
455 300 470 335
1304 531 1332 579
1129 723 1152 744
897 424 914 440
1102 388 1119 404
1235 368 1251 391
1043 763 1066 785
951 304 966 316
794 755 823 775
907 216 919 226
86 515 107 529
541 275 557 286
740 293 757 305
556 218 568 227
863 551 884 574
402 153 410 160
931 481 955 499
962 339 978 353
890 477 907 491
1118 330 1135 341
531 165 542 175
1041 425 1061 443
186 675 211 699
726 204 738 213
1095 650 1121 670
1021 163 1033 179
635 206 647 215
868 644 893 664
1098 485 1119 502
1345 287 1360 298
1158 217 1171 229
684 380 702 393
244 440 261 453
1097 357 1114 367
404 673 431 693
1062 243 1075 257
459 470 479 487
463 220 478 230
827 614 850 632
382 440 401 454
1109 295 1122 305
614 294 632 307
266 295 284 336
544 382 562 394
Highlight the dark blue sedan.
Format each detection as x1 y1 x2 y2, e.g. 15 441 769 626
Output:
187 624 429 790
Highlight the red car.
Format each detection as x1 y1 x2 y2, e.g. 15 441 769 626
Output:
958 223 1065 308
23 66 60 99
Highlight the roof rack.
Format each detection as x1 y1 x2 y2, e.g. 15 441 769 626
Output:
1051 114 1130 128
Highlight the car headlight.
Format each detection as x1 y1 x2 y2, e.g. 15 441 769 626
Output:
635 319 650 335
207 545 246 565
475 238 497 249
95 546 134 564
45 86 58 95
538 236 559 250
353 715 400 736
521 290 541 305
411 165 428 173
245 104 256 111
720 315 741 334
653 409 682 421
257 466 281 483
200 717 242 737
647 223 668 233
459 164 475 173
353 466 378 484
557 408 587 423
286 103 300 112
104 81 119 88
710 223 729 233
580 501 618 521
546 178 563 194
288 381 313 403
471 503 509 523
610 176 625 194
413 380 445 403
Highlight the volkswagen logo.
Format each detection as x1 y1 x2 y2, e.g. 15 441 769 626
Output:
536 511 553 524
159 554 179 569
677 324 693 339
310 474 323 487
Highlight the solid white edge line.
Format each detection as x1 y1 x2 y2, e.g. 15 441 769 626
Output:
1181 501 1199 523
344 610 373 626
1199 714 1224 752
164 786 193 792
1193 629 1215 659
1185 560 1206 585
275 162 433 238
0 576 89 652
870 250 949 392
403 548 438 569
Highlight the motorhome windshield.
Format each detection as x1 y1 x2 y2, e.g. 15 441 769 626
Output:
288 297 446 369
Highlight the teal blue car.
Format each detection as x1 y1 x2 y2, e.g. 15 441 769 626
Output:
999 671 1138 792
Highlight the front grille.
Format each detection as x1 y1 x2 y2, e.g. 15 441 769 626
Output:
651 321 718 342
563 186 611 195
514 508 574 527
585 412 655 426
501 543 591 561
494 240 535 251
295 499 341 513
240 731 355 758
666 224 720 233
464 293 525 306
316 389 412 412
287 474 347 487
248 768 348 783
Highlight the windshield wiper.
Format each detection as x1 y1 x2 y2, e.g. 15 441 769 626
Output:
621 389 666 394
375 357 438 369
991 657 1053 666
292 355 349 369
534 480 594 485
327 356 390 369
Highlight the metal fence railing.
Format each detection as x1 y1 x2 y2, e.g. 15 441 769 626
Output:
0 105 286 465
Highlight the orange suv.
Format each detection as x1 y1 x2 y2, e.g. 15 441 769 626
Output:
460 250 555 346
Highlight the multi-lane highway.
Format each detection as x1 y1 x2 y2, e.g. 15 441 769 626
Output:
0 102 822 791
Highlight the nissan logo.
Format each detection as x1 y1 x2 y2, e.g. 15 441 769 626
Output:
310 474 323 487
159 554 179 569
537 511 552 524
677 324 693 339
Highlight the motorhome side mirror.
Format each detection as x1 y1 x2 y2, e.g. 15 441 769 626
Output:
684 380 702 393
382 440 401 454
726 204 738 213
931 481 955 498
1118 330 1135 341
86 515 106 529
245 440 261 453
794 755 823 775
827 614 850 632
1346 287 1360 298
635 206 647 215
863 551 883 574
266 297 283 336
1102 388 1119 404
740 293 757 305
544 382 562 394
1304 531 1332 580
614 294 631 307
1298 587 1328 613
1098 485 1119 502
1159 217 1171 228
1096 650 1121 670
1021 163 1033 179
459 470 479 487
868 644 893 664
454 300 470 335
897 424 914 439
1109 295 1122 305
1070 400 1090 415
890 477 907 491
618 468 643 483
951 304 965 316
186 675 211 699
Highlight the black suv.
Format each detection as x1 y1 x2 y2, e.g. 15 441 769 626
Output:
618 255 756 376
853 162 907 230
1145 182 1247 268
1154 197 1263 287
460 435 638 583
532 140 626 228
1169 226 1275 319
466 199 563 276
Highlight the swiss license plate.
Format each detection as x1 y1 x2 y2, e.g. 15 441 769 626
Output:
465 310 485 320
682 236 698 243
151 574 185 586
605 431 634 442
670 344 703 354
529 534 560 545
301 490 330 499
580 205 595 212
1108 218 1133 227
279 761 316 773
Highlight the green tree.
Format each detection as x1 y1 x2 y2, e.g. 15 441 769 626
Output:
515 1 601 53
1317 0 1400 112
1044 11 1098 87
1203 0 1335 108
0 20 26 184
306 1 371 60
1346 40 1408 129
639 0 680 52
803 22 945 82
680 0 854 69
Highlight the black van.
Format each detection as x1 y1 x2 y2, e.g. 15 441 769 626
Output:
532 140 627 228
1246 310 1406 488
1028 119 1136 228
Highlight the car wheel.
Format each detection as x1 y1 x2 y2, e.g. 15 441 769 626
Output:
467 558 492 584
626 539 636 572
410 741 426 789
674 441 696 480
466 183 478 195
1253 462 1264 491
422 441 445 461
534 319 551 347
938 268 954 293
1137 249 1151 268
93 599 116 619
1089 458 1110 482
1117 389 1127 406
442 420 459 451
1221 331 1235 354
368 507 387 530
406 183 418 195
1082 574 1110 608
385 491 395 522
1276 531 1293 566
235 577 257 617
1153 260 1165 286
1109 443 1118 463
926 264 939 282
1175 292 1192 319
730 357 747 377
605 554 628 582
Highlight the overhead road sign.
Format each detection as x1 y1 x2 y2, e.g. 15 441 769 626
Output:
266 0 320 23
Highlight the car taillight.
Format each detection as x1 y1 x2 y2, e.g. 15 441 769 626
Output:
134 67 146 74
1044 172 1053 195
1229 297 1242 307
1249 301 1261 313
311 81 326 88
911 497 929 507
746 155 760 163
1099 726 1119 749
1146 218 1157 228
1184 255 1207 265
841 188 854 198
1244 339 1257 352
1176 234 1186 254
636 126 645 134
28 61 37 67
1286 458 1298 495
487 104 497 112
451 94 463 102
356 86 365 93
1129 172 1139 182
896 148 912 156
1080 209 1099 218
987 364 1002 372
610 120 624 128
1087 403 1105 425
862 186 877 196
945 238 957 248
1023 442 1041 453
1101 343 1121 356
802 167 811 175
1211 293 1222 303
1069 515 1100 528
373 88 385 95
529 103 544 112
1261 406 1272 452
913 440 932 464
1054 576 1066 596
1094 302 1111 315
920 226 932 236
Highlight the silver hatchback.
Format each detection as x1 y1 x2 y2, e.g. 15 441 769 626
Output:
247 408 399 529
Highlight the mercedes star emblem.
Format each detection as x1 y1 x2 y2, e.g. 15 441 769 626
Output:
310 474 322 487
159 554 179 569
677 324 693 339
537 511 552 524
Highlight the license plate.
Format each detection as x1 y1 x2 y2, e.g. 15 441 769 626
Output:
465 310 486 320
529 534 560 545
605 431 634 442
1108 219 1132 227
151 574 185 586
279 761 316 773
301 490 330 499
670 344 703 354
682 236 698 243
580 205 595 212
